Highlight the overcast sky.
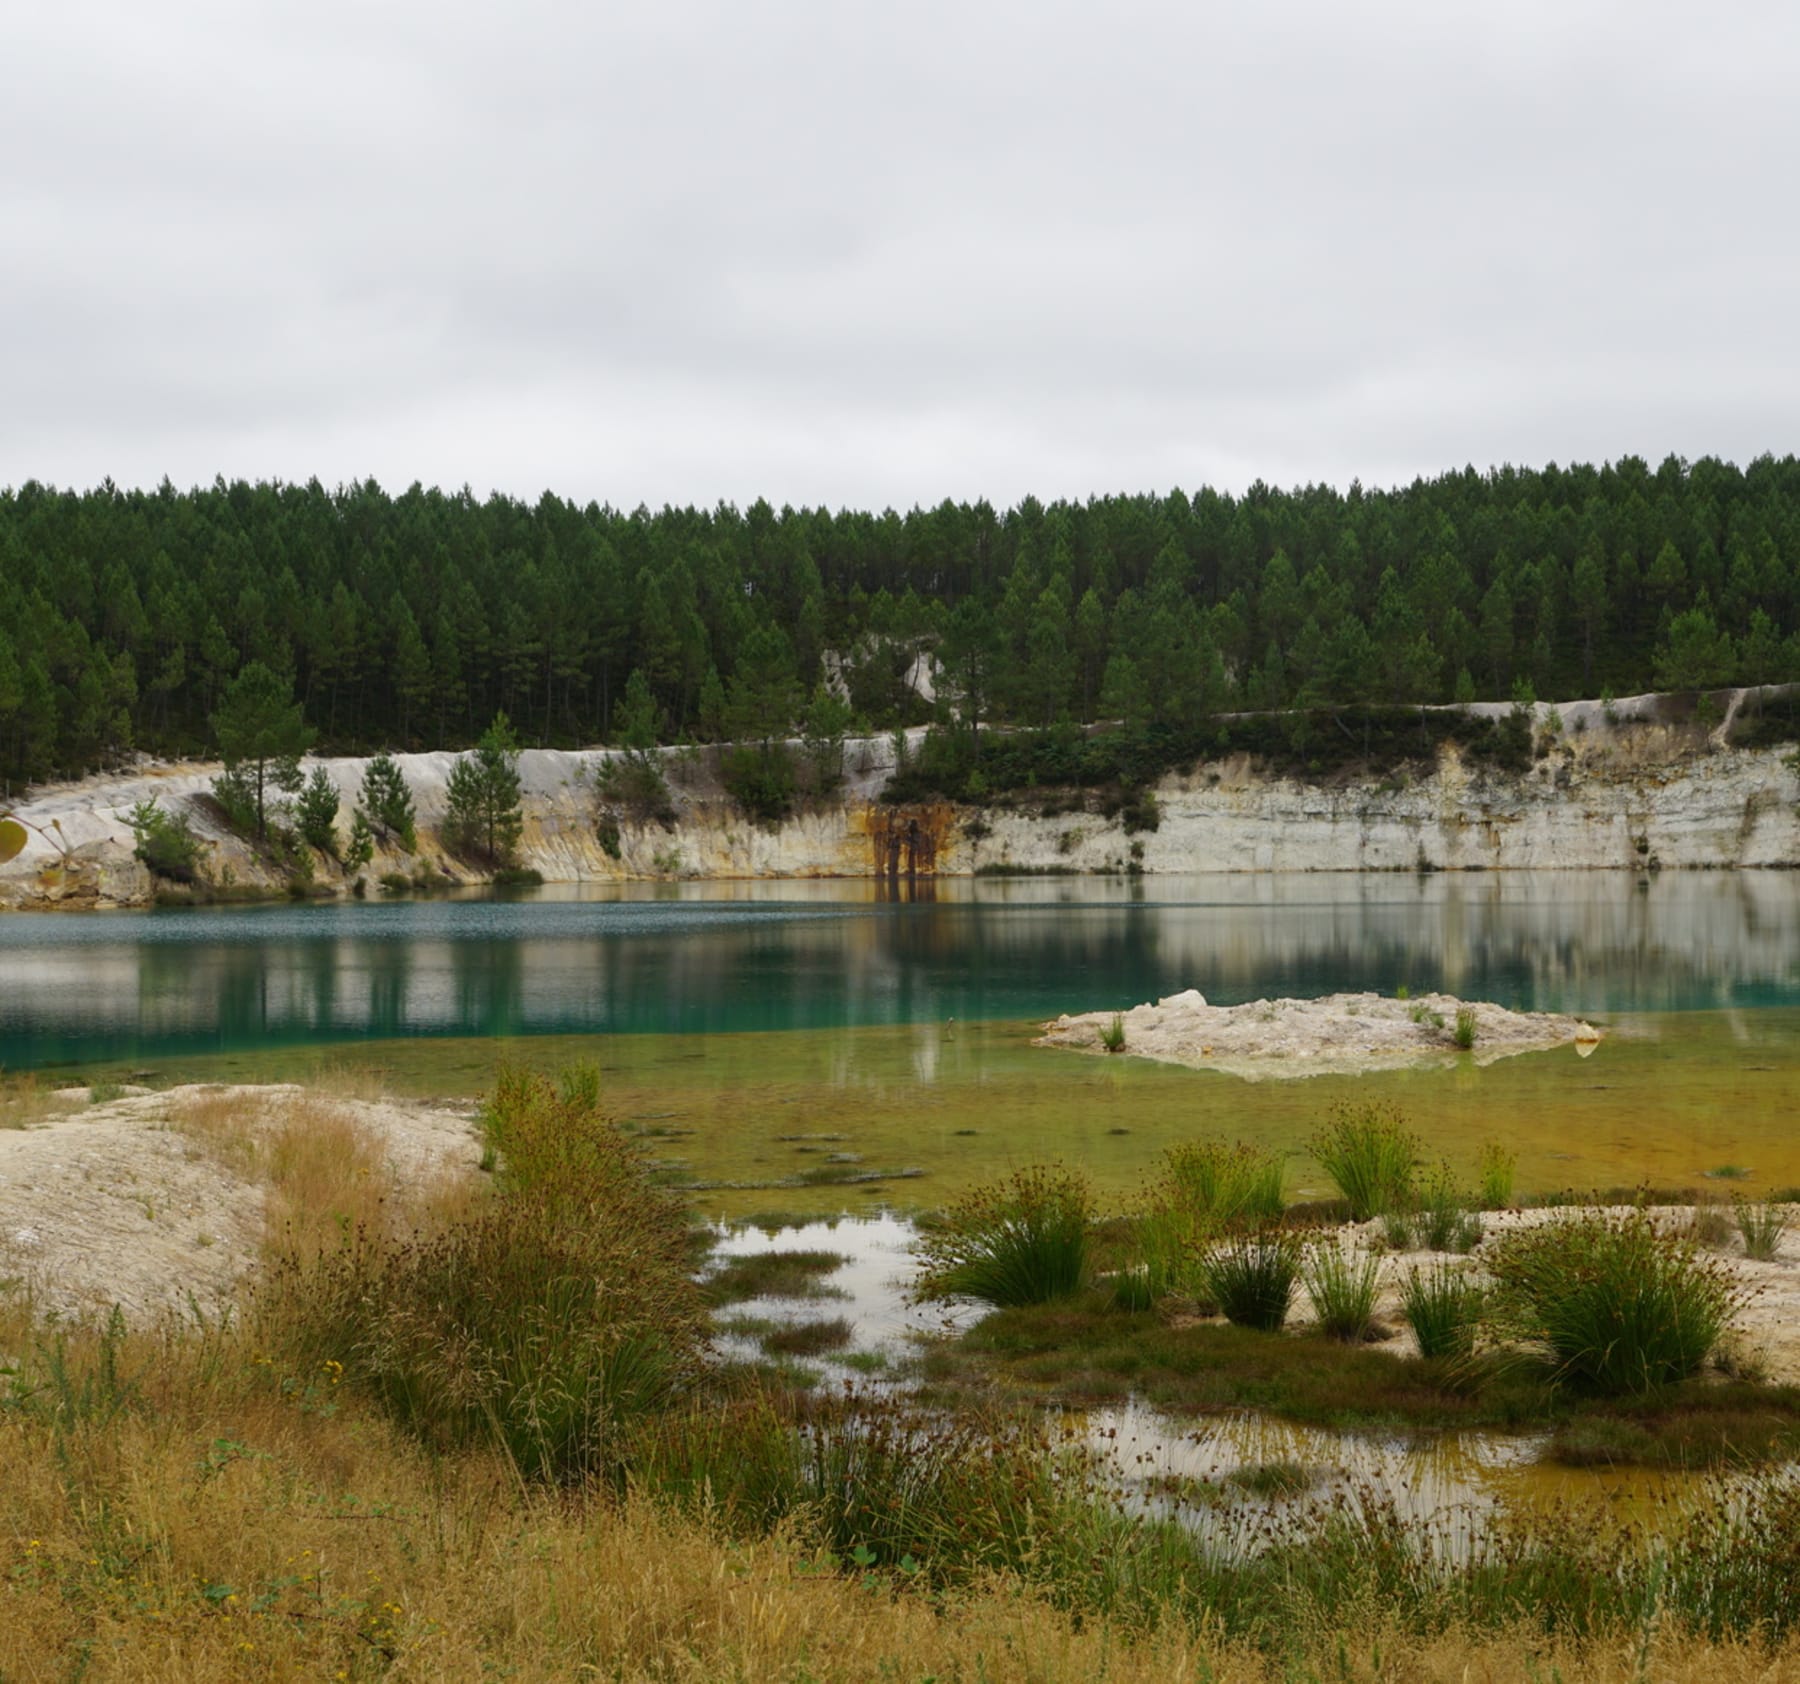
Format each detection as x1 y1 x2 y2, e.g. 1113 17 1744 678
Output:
4 0 1797 511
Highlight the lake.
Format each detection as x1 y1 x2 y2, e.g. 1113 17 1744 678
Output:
6 871 1800 1068
9 871 1800 1212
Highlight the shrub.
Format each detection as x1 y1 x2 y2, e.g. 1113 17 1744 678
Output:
1477 1142 1516 1209
1453 1006 1477 1050
1735 1199 1790 1262
1486 1211 1740 1394
1415 1163 1483 1253
344 806 376 871
258 1067 704 1482
1399 1263 1484 1359
912 1165 1090 1308
1198 1233 1300 1331
721 742 798 824
125 797 206 883
1160 1140 1285 1229
1301 1242 1380 1341
1310 1102 1418 1222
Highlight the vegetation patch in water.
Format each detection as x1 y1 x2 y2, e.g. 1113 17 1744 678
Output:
703 1250 850 1305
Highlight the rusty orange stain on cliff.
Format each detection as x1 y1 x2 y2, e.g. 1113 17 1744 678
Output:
857 803 955 876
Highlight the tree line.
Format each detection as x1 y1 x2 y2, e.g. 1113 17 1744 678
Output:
4 453 1800 792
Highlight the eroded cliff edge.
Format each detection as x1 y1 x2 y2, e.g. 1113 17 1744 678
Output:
4 699 1797 909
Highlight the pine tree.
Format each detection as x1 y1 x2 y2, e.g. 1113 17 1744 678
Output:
295 766 341 855
444 712 524 864
359 752 417 851
210 662 313 839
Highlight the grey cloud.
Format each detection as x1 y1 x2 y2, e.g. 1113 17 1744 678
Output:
3 0 1797 509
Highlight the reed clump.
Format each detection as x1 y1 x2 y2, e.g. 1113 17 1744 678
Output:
1311 1101 1418 1222
1198 1232 1301 1332
912 1164 1091 1308
1478 1141 1517 1208
1161 1139 1286 1229
1399 1262 1485 1359
1735 1198 1791 1262
1487 1210 1740 1394
1301 1241 1380 1341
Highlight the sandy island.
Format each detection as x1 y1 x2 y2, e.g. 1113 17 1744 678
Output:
1038 989 1603 1082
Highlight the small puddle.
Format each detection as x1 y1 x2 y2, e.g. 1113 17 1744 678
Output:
705 1214 977 1378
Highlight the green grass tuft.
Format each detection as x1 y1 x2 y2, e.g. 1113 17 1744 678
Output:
704 1251 850 1306
1301 1242 1380 1341
1310 1102 1418 1222
913 1164 1091 1308
1399 1263 1484 1360
1487 1210 1740 1395
1736 1199 1791 1262
1198 1233 1301 1332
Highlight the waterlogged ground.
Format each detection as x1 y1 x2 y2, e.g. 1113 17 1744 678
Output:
81 1006 1800 1220
700 1214 1755 1544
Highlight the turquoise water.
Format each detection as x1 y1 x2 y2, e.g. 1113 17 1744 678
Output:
5 872 1800 1069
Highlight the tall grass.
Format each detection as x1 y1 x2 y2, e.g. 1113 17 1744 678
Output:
1301 1242 1380 1340
912 1164 1091 1308
1414 1162 1483 1252
256 1067 705 1481
0 1071 47 1130
1160 1139 1285 1229
1453 1006 1478 1049
1311 1101 1418 1221
1478 1142 1517 1208
1487 1211 1741 1394
1198 1233 1301 1332
1399 1263 1485 1359
1735 1199 1790 1262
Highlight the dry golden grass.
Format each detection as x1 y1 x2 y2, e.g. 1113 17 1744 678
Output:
169 1085 269 1179
4 1307 1799 1684
170 1088 441 1257
306 1059 395 1105
261 1096 396 1255
0 1069 50 1130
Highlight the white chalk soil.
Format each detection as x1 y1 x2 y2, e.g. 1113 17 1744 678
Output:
1277 1204 1800 1387
0 1084 482 1321
1039 990 1603 1081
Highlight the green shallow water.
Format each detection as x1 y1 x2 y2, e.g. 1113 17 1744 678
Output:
93 1007 1800 1221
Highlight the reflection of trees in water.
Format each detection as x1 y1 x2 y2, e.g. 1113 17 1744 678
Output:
452 937 524 1036
361 940 413 1037
10 874 1800 1061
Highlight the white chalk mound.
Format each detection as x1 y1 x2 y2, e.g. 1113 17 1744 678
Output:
1037 991 1602 1082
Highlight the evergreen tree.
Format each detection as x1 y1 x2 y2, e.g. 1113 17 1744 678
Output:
210 661 313 839
444 711 524 864
359 752 417 851
294 765 341 855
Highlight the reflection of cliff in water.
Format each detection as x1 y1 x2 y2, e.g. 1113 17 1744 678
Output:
0 873 1798 1064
